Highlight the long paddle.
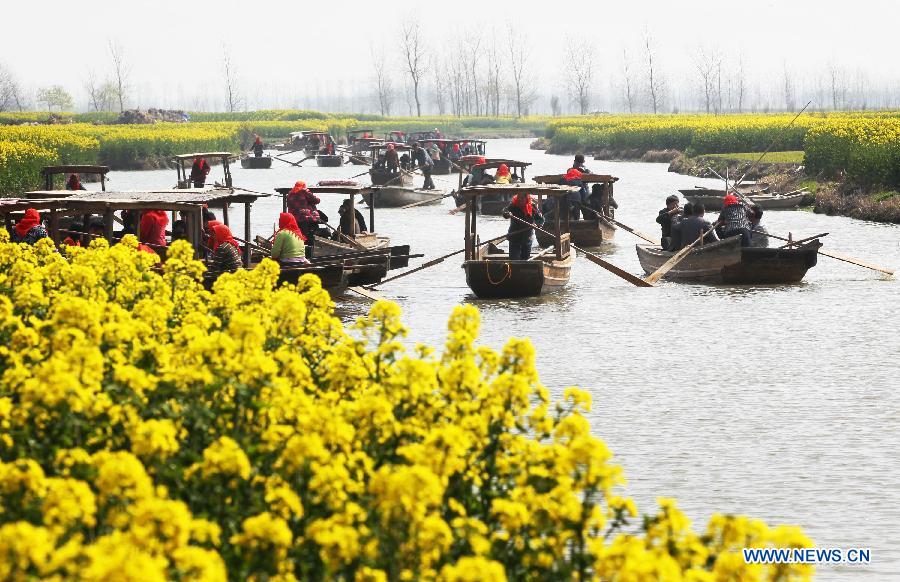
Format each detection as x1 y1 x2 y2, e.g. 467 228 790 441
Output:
368 229 528 289
755 229 894 275
571 201 660 245
644 223 720 284
506 214 653 288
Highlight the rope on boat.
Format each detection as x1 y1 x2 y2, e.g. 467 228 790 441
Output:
485 262 512 285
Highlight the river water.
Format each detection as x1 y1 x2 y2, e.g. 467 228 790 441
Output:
108 138 899 580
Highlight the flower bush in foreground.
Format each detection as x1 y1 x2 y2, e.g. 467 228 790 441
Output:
0 234 813 581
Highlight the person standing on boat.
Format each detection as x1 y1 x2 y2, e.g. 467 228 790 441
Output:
562 168 586 220
11 209 48 245
678 203 718 249
717 194 752 247
585 183 617 219
571 154 592 174
271 213 309 266
140 210 169 249
411 142 436 189
251 135 264 158
748 206 769 248
503 193 544 261
190 157 211 188
286 181 320 258
207 224 243 276
656 195 681 249
66 173 86 190
385 144 400 174
449 143 462 162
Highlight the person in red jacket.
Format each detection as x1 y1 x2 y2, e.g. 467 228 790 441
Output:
66 174 86 191
140 210 169 248
190 157 211 187
286 181 320 258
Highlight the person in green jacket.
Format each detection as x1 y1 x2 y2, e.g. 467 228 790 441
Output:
271 212 309 265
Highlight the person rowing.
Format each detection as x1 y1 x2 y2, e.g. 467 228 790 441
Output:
717 194 753 247
251 135 264 158
502 192 544 260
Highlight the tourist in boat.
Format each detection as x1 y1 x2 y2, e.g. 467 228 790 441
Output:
584 183 618 218
271 213 309 266
463 157 493 187
385 144 400 174
11 208 48 245
66 173 86 191
62 221 84 247
717 194 752 247
171 220 188 242
140 210 169 249
251 135 264 158
190 157 211 188
678 203 718 249
208 224 243 276
656 195 681 250
449 143 462 162
411 142 435 189
286 181 320 258
334 199 368 240
571 154 592 174
562 168 586 220
494 164 512 185
749 206 769 248
503 193 544 261
668 202 691 251
429 142 442 162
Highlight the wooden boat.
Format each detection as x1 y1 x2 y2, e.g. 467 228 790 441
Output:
681 190 807 211
460 184 577 298
362 186 446 208
345 130 379 165
41 164 110 191
367 143 414 186
413 139 487 174
240 155 272 169
452 159 533 216
533 173 620 247
312 231 390 256
316 154 343 167
635 236 821 284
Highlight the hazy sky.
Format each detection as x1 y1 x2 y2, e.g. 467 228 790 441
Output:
3 0 899 112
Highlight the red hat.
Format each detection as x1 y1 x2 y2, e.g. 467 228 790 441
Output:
565 168 583 181
476 157 486 165
723 194 739 206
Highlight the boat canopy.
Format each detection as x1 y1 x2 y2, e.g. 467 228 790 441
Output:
461 184 577 198
534 173 619 185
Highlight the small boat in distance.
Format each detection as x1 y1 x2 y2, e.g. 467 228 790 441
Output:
240 155 272 169
679 187 808 210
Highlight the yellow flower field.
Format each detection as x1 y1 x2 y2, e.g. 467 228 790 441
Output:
0 232 813 580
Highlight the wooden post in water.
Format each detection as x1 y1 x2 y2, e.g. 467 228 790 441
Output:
243 203 252 267
222 203 229 226
103 207 114 243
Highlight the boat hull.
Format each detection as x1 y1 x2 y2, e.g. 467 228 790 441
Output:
432 158 452 174
240 156 272 169
464 253 572 298
369 169 412 187
681 191 804 211
635 237 820 284
316 154 343 167
535 216 615 247
363 187 445 208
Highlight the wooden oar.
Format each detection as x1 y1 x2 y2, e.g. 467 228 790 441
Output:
506 214 653 287
644 223 720 285
319 223 368 250
755 229 894 275
776 232 828 248
368 229 528 289
573 202 660 245
398 191 457 210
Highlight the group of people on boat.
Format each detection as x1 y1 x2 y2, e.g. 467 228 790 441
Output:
657 193 769 251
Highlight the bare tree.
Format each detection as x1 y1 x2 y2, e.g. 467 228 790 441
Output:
735 54 746 113
621 50 636 114
222 45 242 113
507 25 537 118
828 63 846 110
84 70 117 112
0 63 24 112
485 35 503 116
564 40 595 114
399 16 427 117
370 44 394 116
643 30 665 114
692 47 719 113
108 40 129 112
431 58 447 115
550 95 561 116
783 63 796 112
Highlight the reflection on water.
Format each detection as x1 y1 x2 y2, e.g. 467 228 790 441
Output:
108 139 900 581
